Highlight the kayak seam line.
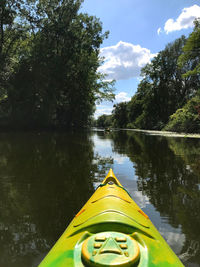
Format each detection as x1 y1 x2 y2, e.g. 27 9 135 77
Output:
73 209 150 228
91 195 131 203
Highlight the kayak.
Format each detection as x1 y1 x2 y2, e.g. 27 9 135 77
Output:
39 169 184 266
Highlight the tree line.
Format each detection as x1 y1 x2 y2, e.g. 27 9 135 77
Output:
0 0 114 129
96 20 200 133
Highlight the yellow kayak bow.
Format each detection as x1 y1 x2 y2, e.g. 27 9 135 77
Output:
39 169 183 266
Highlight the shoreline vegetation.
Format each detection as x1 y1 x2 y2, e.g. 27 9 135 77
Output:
122 128 200 139
95 20 200 135
94 127 200 139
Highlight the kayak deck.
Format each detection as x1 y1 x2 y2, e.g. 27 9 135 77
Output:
39 169 183 266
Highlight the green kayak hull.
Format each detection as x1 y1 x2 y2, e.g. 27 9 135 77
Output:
39 169 184 266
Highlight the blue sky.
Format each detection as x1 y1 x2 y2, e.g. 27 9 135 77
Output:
80 0 200 118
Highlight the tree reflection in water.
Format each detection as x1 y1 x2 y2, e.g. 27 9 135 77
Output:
0 132 98 267
111 131 200 266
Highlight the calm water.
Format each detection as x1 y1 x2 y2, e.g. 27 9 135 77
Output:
0 130 200 267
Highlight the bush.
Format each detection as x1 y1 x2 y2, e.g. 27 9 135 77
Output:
127 122 136 129
163 95 200 133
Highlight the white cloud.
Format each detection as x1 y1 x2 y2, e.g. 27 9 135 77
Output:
128 191 150 208
94 92 131 118
94 105 113 118
157 27 162 35
98 41 156 80
114 155 127 164
115 92 131 103
164 5 200 34
159 228 185 254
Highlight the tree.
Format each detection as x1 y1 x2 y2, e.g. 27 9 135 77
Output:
112 102 128 128
0 0 28 100
178 19 200 78
0 0 115 128
127 36 199 130
127 94 143 126
96 114 112 128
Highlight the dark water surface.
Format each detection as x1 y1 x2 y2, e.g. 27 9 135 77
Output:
0 130 200 267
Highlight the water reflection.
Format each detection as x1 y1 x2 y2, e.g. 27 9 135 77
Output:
110 130 200 266
0 130 199 266
0 132 97 267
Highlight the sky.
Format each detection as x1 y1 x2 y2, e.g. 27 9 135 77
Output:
80 0 200 118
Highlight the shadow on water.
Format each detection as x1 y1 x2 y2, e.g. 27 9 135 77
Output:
0 130 199 266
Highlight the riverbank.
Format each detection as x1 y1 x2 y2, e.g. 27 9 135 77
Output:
121 128 200 139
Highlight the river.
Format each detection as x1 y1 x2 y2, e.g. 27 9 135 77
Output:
0 130 199 267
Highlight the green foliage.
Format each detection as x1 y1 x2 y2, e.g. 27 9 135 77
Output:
0 0 115 129
112 102 128 128
137 36 197 129
127 93 143 124
178 19 200 77
96 114 112 128
163 94 200 133
0 0 27 98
